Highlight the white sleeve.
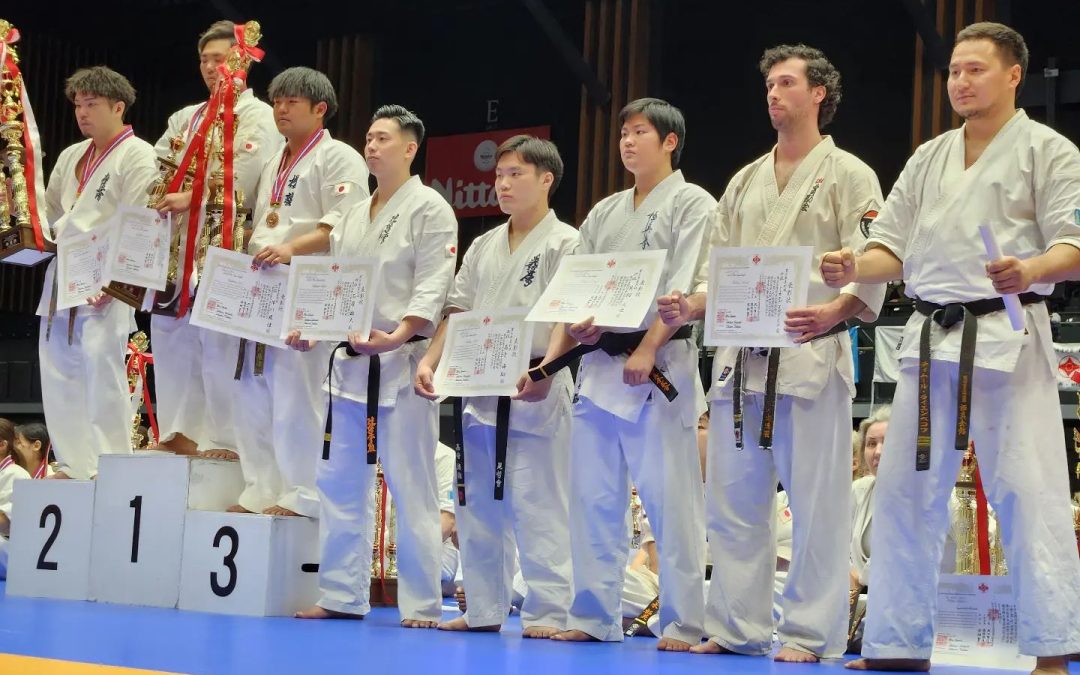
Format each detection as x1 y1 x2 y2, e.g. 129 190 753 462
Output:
404 197 458 324
445 237 479 313
1034 135 1080 252
863 149 924 261
693 176 737 295
434 443 455 514
666 187 716 296
118 144 160 208
154 109 187 159
837 162 887 320
317 148 370 230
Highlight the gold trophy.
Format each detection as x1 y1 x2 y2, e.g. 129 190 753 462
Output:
126 331 152 448
953 444 1007 575
369 462 399 607
0 19 52 262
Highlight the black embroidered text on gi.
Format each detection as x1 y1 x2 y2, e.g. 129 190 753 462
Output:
95 174 110 201
800 177 825 212
379 214 399 244
284 192 295 207
520 253 540 287
639 211 659 249
287 174 299 189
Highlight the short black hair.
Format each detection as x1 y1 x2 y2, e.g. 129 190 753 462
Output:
618 97 687 168
956 22 1029 97
496 135 564 195
371 104 425 144
64 66 136 120
269 67 338 120
198 20 236 54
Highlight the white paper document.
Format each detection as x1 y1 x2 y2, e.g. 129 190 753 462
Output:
54 229 110 310
190 247 289 348
434 308 534 397
524 250 666 329
704 246 813 348
104 206 171 291
280 255 379 341
931 574 1035 671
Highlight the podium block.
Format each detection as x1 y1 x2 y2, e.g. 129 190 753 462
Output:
88 452 243 608
6 480 95 601
179 511 320 616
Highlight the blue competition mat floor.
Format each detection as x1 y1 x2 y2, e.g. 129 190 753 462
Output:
1 582 1076 675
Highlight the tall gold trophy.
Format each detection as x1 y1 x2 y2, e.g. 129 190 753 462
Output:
0 19 52 263
103 21 261 311
369 463 399 607
953 443 1007 575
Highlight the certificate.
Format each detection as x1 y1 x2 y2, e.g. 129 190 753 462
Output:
931 574 1034 671
524 250 666 329
190 247 289 348
105 206 171 291
434 307 534 397
704 246 812 348
55 229 110 310
280 255 378 341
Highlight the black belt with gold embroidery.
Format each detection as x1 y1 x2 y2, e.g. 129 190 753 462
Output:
912 292 1043 471
234 339 267 379
322 334 429 463
625 595 660 637
527 324 693 402
452 356 547 506
733 321 851 451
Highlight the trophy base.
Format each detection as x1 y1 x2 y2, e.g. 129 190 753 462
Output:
103 281 150 310
0 224 55 265
369 577 398 607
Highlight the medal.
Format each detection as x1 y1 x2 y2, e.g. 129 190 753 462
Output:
266 205 280 227
267 128 324 228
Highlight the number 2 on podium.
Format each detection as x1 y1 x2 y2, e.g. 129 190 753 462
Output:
36 504 61 571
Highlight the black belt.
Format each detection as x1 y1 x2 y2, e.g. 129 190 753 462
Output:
322 334 429 464
233 339 266 379
912 292 1043 471
625 595 660 637
452 356 548 506
528 324 693 402
733 321 851 451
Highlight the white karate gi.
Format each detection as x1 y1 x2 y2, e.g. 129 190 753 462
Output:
232 132 368 516
36 134 158 479
315 175 457 620
564 170 712 644
150 90 281 452
435 442 460 592
697 137 884 657
444 209 578 629
0 458 31 579
851 475 875 587
861 110 1080 659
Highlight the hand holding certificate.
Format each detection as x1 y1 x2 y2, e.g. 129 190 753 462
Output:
55 229 110 310
433 308 534 398
105 205 171 291
704 246 813 348
281 255 379 342
190 247 289 348
524 250 667 328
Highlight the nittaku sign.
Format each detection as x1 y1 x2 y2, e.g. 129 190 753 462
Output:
425 126 551 218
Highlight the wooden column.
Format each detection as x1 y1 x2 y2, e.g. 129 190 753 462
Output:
316 35 374 150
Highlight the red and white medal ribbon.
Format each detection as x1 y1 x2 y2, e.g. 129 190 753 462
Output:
270 128 324 207
75 125 134 199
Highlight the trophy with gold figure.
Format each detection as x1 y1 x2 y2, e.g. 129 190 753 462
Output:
0 19 51 264
953 442 1007 575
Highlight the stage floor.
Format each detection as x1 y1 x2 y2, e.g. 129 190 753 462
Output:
0 582 1073 675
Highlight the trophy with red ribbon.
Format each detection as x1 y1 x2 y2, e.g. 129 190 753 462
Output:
0 19 51 264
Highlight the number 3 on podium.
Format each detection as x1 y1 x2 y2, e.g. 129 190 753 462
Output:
211 526 239 597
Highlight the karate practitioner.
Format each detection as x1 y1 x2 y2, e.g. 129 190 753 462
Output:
0 419 27 580
545 97 714 651
658 44 885 661
37 66 158 480
293 105 457 627
820 22 1080 675
152 19 280 458
231 67 368 516
414 135 577 638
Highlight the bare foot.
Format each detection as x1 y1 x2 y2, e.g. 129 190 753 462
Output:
226 504 254 513
46 471 72 480
401 619 439 629
523 625 561 639
199 449 239 460
454 586 467 613
658 637 693 652
1032 656 1070 675
154 433 198 455
690 640 738 655
437 617 500 632
263 505 302 517
295 605 364 620
775 646 819 663
550 629 600 642
845 658 931 671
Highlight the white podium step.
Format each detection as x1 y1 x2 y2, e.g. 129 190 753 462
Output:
179 511 320 616
6 479 96 601
88 452 244 608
